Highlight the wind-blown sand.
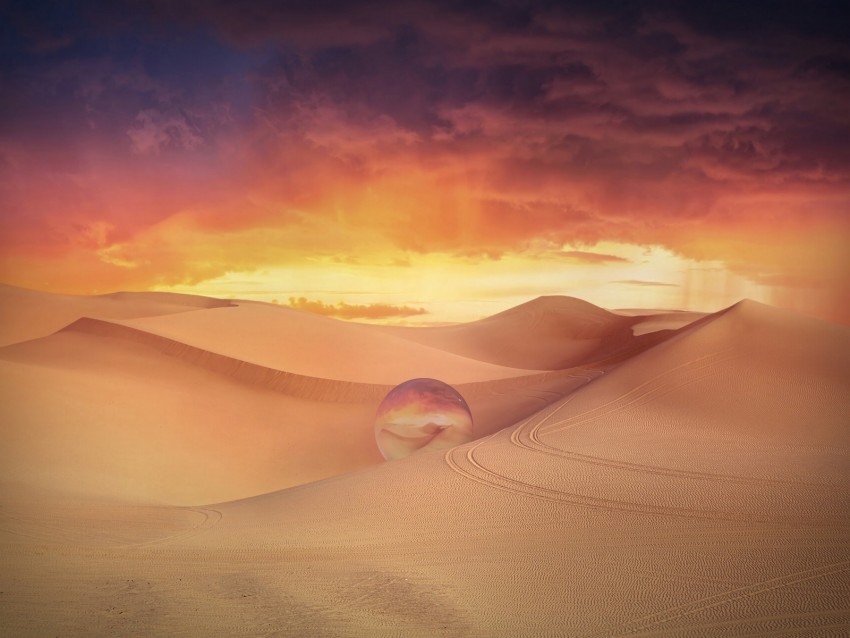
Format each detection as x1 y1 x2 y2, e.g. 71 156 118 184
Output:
108 301 546 384
385 296 644 369
1 288 848 636
0 283 234 347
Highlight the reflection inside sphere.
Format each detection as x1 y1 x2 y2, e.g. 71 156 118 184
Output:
374 378 474 461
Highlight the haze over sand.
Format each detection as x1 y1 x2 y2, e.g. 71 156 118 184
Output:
1 286 848 636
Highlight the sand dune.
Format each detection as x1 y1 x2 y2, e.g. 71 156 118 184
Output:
383 295 645 369
612 308 708 335
193 299 850 636
0 326 379 503
109 301 542 384
0 283 233 347
1 290 848 636
0 290 604 503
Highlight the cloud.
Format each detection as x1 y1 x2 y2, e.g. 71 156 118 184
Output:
613 280 679 287
287 297 427 319
563 251 629 264
127 109 206 155
1 0 849 322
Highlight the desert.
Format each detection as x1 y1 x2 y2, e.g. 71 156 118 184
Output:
1 285 848 636
3 1 850 634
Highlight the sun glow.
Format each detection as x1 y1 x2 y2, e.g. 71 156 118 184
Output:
2 0 847 325
153 242 774 324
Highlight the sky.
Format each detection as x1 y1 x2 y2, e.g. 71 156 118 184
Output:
1 0 849 324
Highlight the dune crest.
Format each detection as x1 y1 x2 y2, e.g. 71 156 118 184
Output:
2 290 848 636
196 299 850 635
33 315 592 404
0 284 233 347
0 290 612 503
109 302 545 385
385 295 651 370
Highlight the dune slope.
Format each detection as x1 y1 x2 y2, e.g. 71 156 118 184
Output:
110 301 543 384
0 284 233 347
192 299 850 636
2 294 848 636
0 293 604 503
384 295 674 370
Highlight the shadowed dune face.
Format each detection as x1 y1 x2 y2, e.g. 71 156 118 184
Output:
112 302 541 385
384 296 650 370
2 287 850 636
375 378 473 460
0 287 611 503
0 284 234 347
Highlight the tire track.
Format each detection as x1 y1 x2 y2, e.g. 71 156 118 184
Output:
517 425 835 489
444 384 849 525
129 506 223 548
507 349 838 490
445 437 806 523
536 349 738 437
510 386 833 490
0 505 223 548
620 609 850 638
581 559 850 638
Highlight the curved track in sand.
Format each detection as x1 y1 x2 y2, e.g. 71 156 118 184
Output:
0 503 224 549
444 339 850 525
580 558 850 638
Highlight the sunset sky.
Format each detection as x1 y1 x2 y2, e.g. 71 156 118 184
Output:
2 1 849 324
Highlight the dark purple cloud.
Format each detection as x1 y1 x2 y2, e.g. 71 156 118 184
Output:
1 0 849 320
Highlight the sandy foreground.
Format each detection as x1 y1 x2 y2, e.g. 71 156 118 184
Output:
0 285 848 636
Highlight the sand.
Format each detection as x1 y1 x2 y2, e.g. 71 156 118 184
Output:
0 283 234 347
385 296 647 369
611 308 708 336
1 288 848 636
106 301 548 384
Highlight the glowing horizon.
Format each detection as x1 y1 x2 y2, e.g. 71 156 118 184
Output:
147 242 774 325
1 2 848 325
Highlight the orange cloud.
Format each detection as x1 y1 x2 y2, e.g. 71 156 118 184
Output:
2 1 849 324
562 251 629 264
287 297 427 320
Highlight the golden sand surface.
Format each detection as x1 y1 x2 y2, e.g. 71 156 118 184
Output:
1 288 848 636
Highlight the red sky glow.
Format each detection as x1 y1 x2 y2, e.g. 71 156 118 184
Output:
1 1 848 324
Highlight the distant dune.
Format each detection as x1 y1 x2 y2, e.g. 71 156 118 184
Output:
107 300 543 385
384 295 642 369
0 287 613 503
611 307 709 335
1 286 848 636
0 283 234 347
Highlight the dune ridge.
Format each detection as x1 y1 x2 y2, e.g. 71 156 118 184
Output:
57 316 603 404
99 290 236 308
109 302 546 384
613 308 710 335
2 289 848 636
60 316 393 403
183 298 849 635
0 284 234 347
442 299 850 523
384 295 650 369
0 293 619 504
